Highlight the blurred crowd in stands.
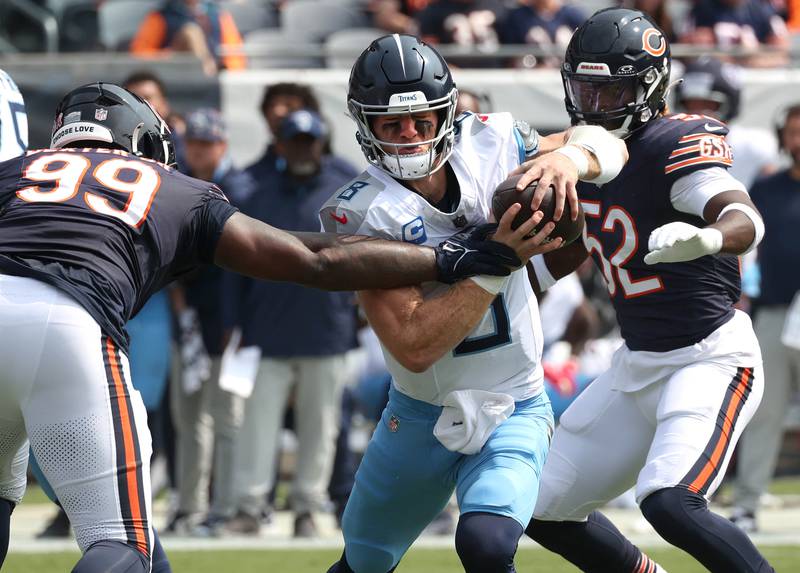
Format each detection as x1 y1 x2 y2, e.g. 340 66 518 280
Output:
2 0 800 70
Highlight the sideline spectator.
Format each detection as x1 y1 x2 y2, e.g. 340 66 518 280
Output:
130 0 246 75
790 0 800 30
620 0 676 41
418 0 507 67
225 110 359 538
681 0 789 67
369 0 431 34
249 83 321 178
123 71 187 171
731 104 800 533
498 0 585 68
455 87 490 116
165 108 254 536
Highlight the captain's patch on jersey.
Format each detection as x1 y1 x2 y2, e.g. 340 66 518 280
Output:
665 133 733 175
401 216 427 244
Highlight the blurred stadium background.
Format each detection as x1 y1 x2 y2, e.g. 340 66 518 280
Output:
2 0 800 571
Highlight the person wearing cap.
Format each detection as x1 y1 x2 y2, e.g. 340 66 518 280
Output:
165 107 255 536
224 109 360 538
675 56 778 190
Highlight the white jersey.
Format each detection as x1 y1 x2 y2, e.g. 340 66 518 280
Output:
320 112 544 405
0 69 27 160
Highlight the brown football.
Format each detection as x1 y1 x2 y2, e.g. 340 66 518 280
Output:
491 174 584 245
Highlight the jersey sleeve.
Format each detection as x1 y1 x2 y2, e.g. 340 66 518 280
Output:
181 184 239 263
318 173 397 240
669 166 747 218
661 115 733 186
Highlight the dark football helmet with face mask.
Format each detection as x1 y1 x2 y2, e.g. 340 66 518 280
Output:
348 34 458 180
562 8 671 138
51 82 175 166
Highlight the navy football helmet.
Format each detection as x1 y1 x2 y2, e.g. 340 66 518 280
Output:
675 56 742 123
348 34 458 180
562 8 671 138
51 82 175 166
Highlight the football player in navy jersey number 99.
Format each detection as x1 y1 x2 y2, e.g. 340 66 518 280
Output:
0 83 523 573
524 8 775 573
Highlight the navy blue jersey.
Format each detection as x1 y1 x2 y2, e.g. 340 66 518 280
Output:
0 148 238 351
577 114 741 351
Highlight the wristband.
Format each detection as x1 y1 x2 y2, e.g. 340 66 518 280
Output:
565 125 626 185
717 202 764 254
553 145 589 179
469 274 509 295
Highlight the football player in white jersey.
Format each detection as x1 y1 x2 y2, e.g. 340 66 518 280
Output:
321 34 627 573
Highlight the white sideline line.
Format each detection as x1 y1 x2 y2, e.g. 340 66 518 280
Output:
10 533 800 554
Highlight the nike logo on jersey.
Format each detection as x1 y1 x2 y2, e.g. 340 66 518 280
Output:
330 211 348 224
704 123 725 132
451 421 464 426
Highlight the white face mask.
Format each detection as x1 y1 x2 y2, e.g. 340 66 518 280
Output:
379 148 439 179
350 88 458 181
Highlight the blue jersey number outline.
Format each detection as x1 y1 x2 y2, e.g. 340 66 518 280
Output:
453 294 511 355
5 101 26 152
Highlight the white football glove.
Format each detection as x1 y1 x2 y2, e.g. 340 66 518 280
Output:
644 222 723 265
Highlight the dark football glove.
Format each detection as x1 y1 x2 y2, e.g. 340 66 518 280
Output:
435 224 521 284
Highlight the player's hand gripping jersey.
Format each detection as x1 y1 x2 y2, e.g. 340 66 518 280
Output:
578 114 740 352
321 112 544 405
0 148 237 351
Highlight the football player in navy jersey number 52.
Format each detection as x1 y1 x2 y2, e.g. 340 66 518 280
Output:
0 83 525 573
524 8 774 573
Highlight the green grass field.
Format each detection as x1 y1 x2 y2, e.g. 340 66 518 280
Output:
3 546 800 573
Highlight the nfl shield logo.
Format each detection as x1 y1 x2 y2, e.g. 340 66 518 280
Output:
95 108 108 121
388 415 399 433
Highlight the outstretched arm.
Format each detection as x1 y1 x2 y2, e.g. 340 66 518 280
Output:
214 213 437 290
644 167 765 266
213 212 520 291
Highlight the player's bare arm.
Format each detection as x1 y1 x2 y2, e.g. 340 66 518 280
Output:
702 191 762 254
644 189 764 265
359 208 560 373
214 212 519 290
526 240 590 296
